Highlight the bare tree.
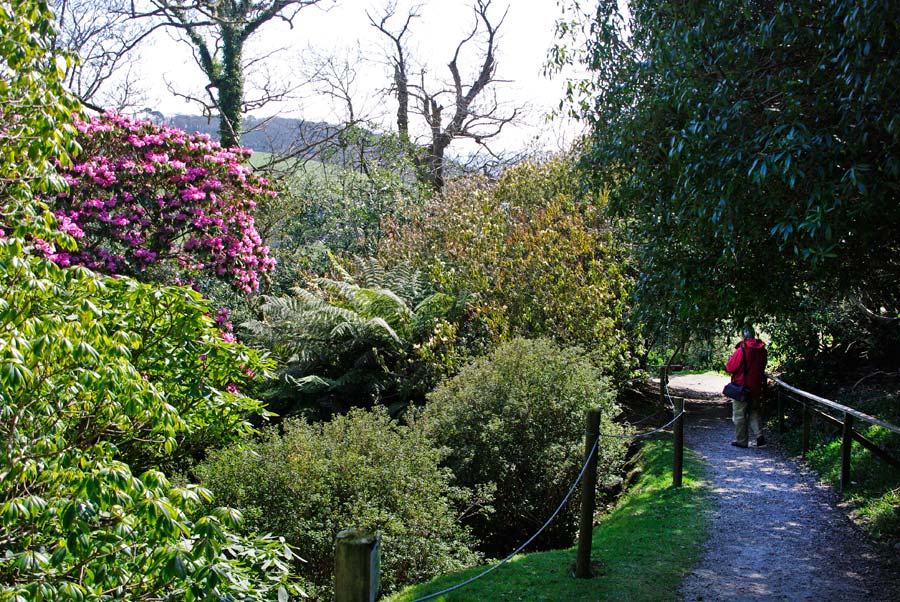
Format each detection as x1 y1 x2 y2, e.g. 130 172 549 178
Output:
133 0 330 148
51 0 153 112
368 2 418 146
371 0 520 191
250 47 384 173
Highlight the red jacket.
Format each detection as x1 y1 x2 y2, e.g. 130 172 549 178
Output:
725 338 767 397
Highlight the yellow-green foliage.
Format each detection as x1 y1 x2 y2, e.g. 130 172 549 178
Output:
380 156 634 384
1 3 301 598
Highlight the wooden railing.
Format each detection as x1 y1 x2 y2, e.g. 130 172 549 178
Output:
769 376 900 491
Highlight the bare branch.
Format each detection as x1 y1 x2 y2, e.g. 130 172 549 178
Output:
132 0 330 146
51 0 159 110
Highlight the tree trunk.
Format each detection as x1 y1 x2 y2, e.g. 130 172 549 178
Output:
427 136 448 192
394 64 409 146
219 27 243 148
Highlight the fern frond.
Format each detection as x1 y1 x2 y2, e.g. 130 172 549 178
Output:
354 256 387 288
286 374 333 391
363 317 402 344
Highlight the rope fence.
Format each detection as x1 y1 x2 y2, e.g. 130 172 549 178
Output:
331 367 897 601
409 405 687 600
411 436 602 602
334 364 688 601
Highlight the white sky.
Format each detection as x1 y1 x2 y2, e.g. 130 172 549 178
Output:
134 0 587 154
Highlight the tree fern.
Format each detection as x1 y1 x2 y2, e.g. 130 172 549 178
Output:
243 257 462 417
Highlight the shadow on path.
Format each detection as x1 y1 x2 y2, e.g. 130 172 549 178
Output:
667 374 900 602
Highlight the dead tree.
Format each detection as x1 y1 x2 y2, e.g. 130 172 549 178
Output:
368 2 418 147
371 0 519 191
133 0 329 148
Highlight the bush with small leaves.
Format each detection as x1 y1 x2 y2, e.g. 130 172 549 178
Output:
196 407 481 600
417 337 630 556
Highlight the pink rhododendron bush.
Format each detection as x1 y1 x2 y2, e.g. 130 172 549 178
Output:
47 112 275 292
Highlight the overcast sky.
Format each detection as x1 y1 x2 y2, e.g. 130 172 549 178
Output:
135 0 587 154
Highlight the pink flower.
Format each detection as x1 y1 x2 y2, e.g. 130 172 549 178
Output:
33 238 54 255
49 112 275 291
55 214 85 238
135 249 157 263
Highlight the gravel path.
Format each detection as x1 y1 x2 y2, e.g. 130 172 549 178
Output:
667 374 900 602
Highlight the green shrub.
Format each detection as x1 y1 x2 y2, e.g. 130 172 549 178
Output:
417 337 629 556
195 408 481 600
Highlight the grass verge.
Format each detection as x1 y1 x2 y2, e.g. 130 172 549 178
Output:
386 437 711 602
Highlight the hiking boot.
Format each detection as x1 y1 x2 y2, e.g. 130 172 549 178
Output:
730 441 748 448
756 436 767 447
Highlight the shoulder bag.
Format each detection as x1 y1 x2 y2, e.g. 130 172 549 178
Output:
723 344 751 402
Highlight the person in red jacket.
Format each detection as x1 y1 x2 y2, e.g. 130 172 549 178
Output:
725 327 768 448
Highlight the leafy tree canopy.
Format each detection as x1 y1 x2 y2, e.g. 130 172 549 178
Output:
554 0 900 343
0 0 80 230
1 2 299 597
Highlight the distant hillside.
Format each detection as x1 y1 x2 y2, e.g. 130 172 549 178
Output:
156 114 340 158
147 112 468 179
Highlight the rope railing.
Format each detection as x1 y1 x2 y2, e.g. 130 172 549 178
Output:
380 371 891 602
411 436 601 602
334 371 688 601
409 401 687 600
598 410 684 441
402 391 684 599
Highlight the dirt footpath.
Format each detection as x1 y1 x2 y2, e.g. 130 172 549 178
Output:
667 373 900 602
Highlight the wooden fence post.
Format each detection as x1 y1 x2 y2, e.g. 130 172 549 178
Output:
659 365 668 407
575 407 602 579
841 413 855 492
334 529 381 602
672 396 685 488
801 403 811 458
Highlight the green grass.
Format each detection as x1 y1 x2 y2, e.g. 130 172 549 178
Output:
249 151 349 179
386 437 711 602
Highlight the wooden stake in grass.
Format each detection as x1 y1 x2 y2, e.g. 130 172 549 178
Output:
334 529 381 602
575 407 602 579
841 413 854 492
672 396 685 488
